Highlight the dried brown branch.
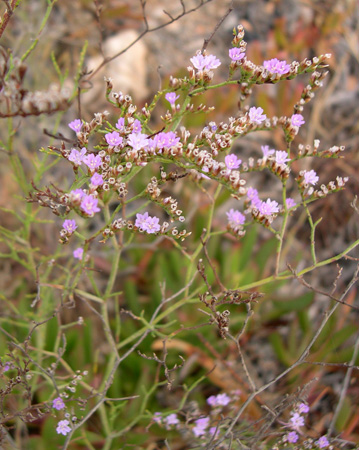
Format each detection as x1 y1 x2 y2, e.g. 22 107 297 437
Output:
0 0 18 39
201 0 234 52
288 263 359 312
87 0 214 80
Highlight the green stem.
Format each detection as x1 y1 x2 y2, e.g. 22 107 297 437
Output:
238 238 359 291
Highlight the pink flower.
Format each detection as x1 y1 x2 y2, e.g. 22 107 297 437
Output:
258 199 280 216
153 412 162 424
132 119 142 134
291 114 305 127
143 216 161 234
248 106 267 125
68 148 86 166
73 248 84 260
80 195 100 216
68 119 82 133
285 198 296 208
56 419 71 436
127 133 149 151
62 219 77 234
207 393 231 407
52 397 65 410
303 170 319 186
165 92 180 105
275 150 290 165
316 436 329 448
135 212 161 234
90 172 104 187
70 189 86 203
263 58 290 75
193 417 210 437
164 413 179 428
287 431 299 443
247 187 261 208
83 154 102 171
289 412 305 430
298 403 310 414
229 48 245 61
116 117 125 131
261 145 275 158
190 52 221 70
225 154 241 170
226 209 245 227
105 131 122 146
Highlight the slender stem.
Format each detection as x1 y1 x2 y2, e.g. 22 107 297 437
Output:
238 238 359 291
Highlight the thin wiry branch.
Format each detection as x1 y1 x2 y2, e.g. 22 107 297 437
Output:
207 264 359 449
328 330 359 436
201 0 234 52
87 0 214 80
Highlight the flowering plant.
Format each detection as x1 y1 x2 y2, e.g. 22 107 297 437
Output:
1 7 358 449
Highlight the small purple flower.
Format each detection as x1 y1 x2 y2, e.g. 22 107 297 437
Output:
63 219 77 234
291 114 305 127
215 393 231 406
68 148 87 166
225 154 241 170
52 397 65 411
135 212 161 234
285 198 297 209
56 419 71 436
258 199 280 216
80 195 100 216
209 426 220 439
316 436 329 448
70 189 86 203
127 133 149 151
193 417 210 437
275 150 290 165
303 170 319 186
135 212 150 230
164 131 180 148
105 131 123 147
248 106 267 125
116 117 125 131
68 119 83 133
204 54 222 70
261 145 275 158
165 92 180 105
90 172 104 187
3 362 10 372
287 431 299 443
247 187 261 207
207 393 231 407
226 209 245 227
83 154 102 171
132 119 142 134
73 248 84 260
200 166 210 180
263 58 291 75
229 47 245 62
144 216 161 234
289 412 305 429
298 403 310 414
153 412 162 424
164 413 179 428
190 52 221 70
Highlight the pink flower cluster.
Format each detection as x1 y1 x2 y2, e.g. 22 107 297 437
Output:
135 212 161 234
190 52 221 71
263 58 291 75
